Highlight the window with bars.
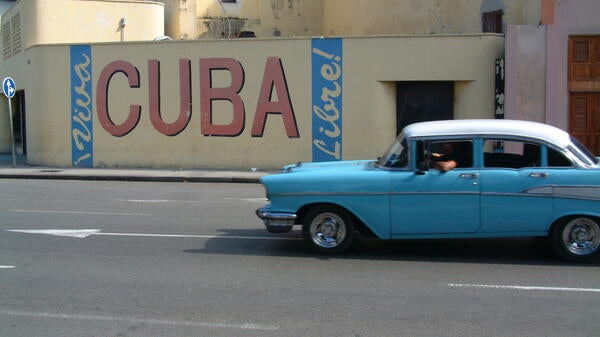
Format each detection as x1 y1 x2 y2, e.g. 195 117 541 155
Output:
482 10 503 33
2 21 11 60
2 12 21 60
10 13 21 56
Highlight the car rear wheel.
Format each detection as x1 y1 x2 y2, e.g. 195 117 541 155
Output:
302 206 355 254
551 216 600 263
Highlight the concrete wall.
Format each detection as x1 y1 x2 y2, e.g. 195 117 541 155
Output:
5 35 503 169
495 0 542 26
505 25 547 122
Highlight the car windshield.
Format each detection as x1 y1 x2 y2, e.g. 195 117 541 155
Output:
570 136 599 166
377 135 408 168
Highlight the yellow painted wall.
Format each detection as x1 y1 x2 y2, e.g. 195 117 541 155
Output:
324 0 481 36
0 0 165 154
243 0 323 38
1 0 164 49
91 38 312 169
343 35 504 156
173 0 541 39
23 45 73 164
184 0 323 39
40 0 164 43
322 0 540 36
7 35 503 169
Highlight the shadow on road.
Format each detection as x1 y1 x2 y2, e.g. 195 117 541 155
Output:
182 229 600 267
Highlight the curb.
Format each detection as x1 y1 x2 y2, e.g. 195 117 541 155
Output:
0 173 262 183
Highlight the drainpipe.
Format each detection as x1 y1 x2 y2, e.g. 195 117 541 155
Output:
119 17 126 41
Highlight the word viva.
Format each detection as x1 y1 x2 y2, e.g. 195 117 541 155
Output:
96 57 299 138
70 45 94 167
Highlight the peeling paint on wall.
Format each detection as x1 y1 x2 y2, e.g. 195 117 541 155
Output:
200 17 247 38
270 0 300 19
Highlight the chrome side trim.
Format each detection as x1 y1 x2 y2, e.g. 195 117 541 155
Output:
270 192 389 197
269 186 600 201
523 185 600 202
481 192 554 199
270 191 480 197
390 191 480 196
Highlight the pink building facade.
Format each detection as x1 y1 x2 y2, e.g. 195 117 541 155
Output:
506 0 600 154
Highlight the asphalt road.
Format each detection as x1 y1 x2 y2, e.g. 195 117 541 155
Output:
1 179 599 337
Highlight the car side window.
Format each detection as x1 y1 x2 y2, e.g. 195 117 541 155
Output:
547 147 573 167
417 139 473 171
483 140 541 168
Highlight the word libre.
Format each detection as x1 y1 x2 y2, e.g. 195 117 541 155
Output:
311 38 343 162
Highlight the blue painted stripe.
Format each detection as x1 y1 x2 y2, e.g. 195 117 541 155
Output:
70 45 93 167
311 38 343 162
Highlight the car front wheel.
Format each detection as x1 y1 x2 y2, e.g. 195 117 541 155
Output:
303 206 355 254
551 216 600 263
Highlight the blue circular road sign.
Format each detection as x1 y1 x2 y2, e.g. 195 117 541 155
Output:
2 77 16 98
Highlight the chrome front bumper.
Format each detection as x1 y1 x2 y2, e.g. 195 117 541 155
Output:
256 207 297 233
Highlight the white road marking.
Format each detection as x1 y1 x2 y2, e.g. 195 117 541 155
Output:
118 199 171 203
116 198 267 204
0 310 279 331
0 265 15 269
6 229 301 241
447 283 600 293
7 229 101 238
224 197 268 203
93 232 301 240
9 209 152 216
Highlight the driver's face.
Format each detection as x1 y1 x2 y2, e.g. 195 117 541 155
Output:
441 143 455 154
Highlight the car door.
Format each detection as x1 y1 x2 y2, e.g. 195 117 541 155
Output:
479 139 560 233
390 139 480 235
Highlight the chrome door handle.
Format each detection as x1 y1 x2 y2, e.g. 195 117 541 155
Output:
529 172 549 178
459 173 479 179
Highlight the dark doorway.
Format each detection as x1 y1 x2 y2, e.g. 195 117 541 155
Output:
13 90 26 155
396 81 454 134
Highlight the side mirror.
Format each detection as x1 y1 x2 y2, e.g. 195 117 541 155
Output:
416 162 429 175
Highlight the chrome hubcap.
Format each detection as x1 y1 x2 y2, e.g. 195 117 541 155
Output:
310 213 346 248
562 218 600 256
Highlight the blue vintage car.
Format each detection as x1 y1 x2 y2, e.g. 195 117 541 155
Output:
256 119 600 262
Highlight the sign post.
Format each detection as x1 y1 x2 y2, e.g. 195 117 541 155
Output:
3 77 17 168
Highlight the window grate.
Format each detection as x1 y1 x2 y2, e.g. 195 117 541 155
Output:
2 21 11 60
2 12 22 60
11 13 21 56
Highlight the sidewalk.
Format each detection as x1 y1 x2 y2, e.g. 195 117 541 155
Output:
0 154 269 183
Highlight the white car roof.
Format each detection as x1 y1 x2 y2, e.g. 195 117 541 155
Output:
402 119 572 147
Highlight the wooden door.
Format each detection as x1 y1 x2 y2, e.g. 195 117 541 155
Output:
569 93 600 155
568 36 600 155
569 36 600 81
